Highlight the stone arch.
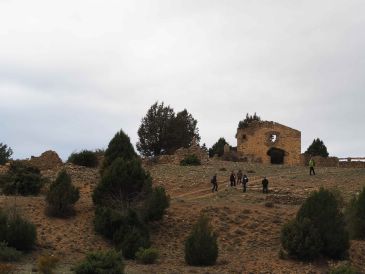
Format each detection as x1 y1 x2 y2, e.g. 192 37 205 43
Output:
267 147 286 164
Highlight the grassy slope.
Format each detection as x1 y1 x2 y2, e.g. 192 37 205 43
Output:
1 161 365 273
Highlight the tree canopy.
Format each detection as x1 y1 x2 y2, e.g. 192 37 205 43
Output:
208 138 228 158
101 130 137 174
0 143 13 165
305 138 329 157
137 102 200 156
238 113 261 129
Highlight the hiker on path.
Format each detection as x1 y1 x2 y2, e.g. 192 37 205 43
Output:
262 176 269 193
242 174 249 192
211 174 218 192
309 157 316 176
230 171 236 187
237 170 243 185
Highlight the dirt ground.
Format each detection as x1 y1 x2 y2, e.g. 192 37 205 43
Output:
1 161 365 273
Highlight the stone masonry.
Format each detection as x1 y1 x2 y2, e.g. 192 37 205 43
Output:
236 121 301 165
27 150 63 171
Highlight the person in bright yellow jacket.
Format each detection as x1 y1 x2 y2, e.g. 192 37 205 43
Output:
309 157 316 175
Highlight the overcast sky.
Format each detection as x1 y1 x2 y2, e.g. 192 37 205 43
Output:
1 0 364 160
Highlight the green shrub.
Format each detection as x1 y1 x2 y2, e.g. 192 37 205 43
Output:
0 242 21 262
329 264 357 274
135 247 159 264
281 218 322 260
0 210 37 251
37 255 59 274
74 250 124 274
345 187 365 239
93 157 152 208
180 154 201 166
101 130 137 174
113 226 150 260
94 207 125 239
68 150 99 168
208 138 228 158
46 170 80 217
0 161 43 196
144 186 170 222
281 188 349 260
0 143 12 165
185 215 218 266
94 207 150 259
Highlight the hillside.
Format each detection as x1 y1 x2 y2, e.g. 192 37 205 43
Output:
1 161 365 273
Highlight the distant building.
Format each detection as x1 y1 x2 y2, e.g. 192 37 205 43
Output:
236 121 301 165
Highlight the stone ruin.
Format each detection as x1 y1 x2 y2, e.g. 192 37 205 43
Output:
301 154 339 167
236 121 301 165
0 163 10 175
155 143 209 165
27 150 63 171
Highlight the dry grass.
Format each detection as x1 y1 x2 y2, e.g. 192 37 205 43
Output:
1 160 365 273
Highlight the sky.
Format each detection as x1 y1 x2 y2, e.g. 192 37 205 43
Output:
1 0 364 160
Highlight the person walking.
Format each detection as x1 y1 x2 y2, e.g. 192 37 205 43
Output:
237 170 243 185
242 174 249 192
262 176 269 193
211 174 218 192
230 171 236 187
309 157 316 176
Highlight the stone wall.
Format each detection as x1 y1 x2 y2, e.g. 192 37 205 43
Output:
301 154 339 167
339 161 365 168
0 163 10 175
27 150 63 171
155 144 209 165
236 121 301 165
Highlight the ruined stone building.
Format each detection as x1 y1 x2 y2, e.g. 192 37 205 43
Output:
236 121 301 165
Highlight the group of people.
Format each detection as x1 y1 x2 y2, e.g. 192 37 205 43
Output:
210 157 316 194
211 170 269 193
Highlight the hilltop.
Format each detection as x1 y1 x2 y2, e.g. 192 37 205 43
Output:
1 160 365 273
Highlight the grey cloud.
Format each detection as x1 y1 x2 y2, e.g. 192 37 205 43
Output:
1 0 365 159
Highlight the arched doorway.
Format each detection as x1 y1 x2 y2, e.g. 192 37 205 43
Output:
267 148 285 164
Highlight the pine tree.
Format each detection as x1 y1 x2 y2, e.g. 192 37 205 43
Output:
305 138 329 157
46 170 80 217
185 215 218 266
101 130 137 174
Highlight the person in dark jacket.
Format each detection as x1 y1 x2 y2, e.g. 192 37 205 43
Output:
211 174 218 192
237 170 243 185
262 176 269 193
230 171 236 187
242 174 249 192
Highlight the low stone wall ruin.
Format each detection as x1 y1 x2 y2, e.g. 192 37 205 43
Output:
153 144 209 165
27 150 63 171
301 154 339 167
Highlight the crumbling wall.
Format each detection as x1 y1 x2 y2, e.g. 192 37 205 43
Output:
301 154 339 167
0 163 10 175
236 121 301 165
155 144 209 165
27 150 63 171
339 161 365 168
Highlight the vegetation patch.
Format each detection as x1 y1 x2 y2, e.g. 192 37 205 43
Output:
180 154 201 166
0 209 37 251
0 242 22 262
46 170 80 217
281 188 349 260
74 250 124 274
0 161 43 196
135 247 159 264
67 150 99 168
345 187 365 239
185 215 218 266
